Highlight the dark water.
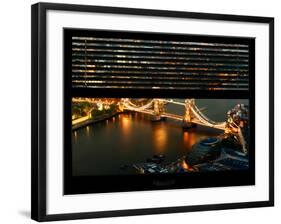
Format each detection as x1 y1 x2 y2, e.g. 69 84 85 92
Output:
72 99 248 176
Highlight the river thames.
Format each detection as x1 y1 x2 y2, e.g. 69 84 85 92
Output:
72 99 248 176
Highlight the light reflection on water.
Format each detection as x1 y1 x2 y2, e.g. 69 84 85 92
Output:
152 124 168 154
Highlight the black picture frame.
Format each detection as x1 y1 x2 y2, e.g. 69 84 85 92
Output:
31 2 274 222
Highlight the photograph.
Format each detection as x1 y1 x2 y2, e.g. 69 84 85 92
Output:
72 97 250 176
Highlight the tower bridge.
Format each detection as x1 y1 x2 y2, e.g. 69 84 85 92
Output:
120 98 227 130
119 98 247 153
72 97 248 153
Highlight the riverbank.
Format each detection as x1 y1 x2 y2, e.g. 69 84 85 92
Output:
72 112 120 130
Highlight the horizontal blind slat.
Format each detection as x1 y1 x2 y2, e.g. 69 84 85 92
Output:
71 35 250 91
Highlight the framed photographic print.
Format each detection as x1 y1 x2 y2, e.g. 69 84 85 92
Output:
31 2 274 222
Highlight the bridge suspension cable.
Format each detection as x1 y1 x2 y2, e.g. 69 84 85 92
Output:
121 99 154 111
189 105 226 129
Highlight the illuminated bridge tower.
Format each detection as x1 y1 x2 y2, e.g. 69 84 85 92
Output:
151 99 165 121
183 99 197 129
118 100 125 112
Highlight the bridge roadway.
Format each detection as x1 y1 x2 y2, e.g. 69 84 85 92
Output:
123 108 226 131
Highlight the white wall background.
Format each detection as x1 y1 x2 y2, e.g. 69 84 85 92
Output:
0 0 279 223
